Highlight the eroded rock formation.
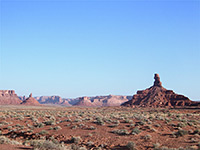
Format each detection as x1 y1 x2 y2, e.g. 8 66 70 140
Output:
21 93 41 105
122 74 199 107
0 90 22 105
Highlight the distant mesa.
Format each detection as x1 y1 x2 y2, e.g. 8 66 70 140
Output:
34 95 72 106
29 95 131 107
122 73 200 108
74 95 132 107
0 90 22 105
21 93 41 106
74 96 95 106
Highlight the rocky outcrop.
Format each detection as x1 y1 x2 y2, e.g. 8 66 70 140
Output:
0 90 22 105
122 74 200 108
153 74 162 87
21 93 41 105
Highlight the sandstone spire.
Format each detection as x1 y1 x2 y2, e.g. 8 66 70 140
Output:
153 73 162 87
29 93 32 98
121 73 200 107
21 93 41 105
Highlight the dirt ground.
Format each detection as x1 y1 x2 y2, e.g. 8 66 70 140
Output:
0 106 199 150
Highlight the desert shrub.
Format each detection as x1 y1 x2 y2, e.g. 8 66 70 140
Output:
143 134 152 141
177 123 186 128
174 129 188 137
39 130 49 135
86 141 94 146
94 117 105 126
67 144 86 150
35 123 44 128
44 120 55 125
193 129 200 135
7 126 12 129
113 120 120 124
30 140 65 150
131 127 141 135
31 117 38 122
198 142 200 149
71 125 77 129
135 121 145 126
153 143 160 148
87 126 96 130
50 126 62 130
74 119 82 122
0 136 21 145
63 119 72 122
124 119 133 123
154 124 161 127
111 129 129 135
126 141 136 150
108 124 118 128
71 136 82 144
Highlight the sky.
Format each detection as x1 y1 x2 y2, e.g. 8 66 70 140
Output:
0 0 200 100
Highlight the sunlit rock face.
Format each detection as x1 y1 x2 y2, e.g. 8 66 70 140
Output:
21 93 41 105
122 74 200 108
0 90 22 105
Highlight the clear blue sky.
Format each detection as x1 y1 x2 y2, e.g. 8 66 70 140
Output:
0 0 200 100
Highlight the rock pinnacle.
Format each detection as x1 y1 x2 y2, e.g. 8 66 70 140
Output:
153 73 162 87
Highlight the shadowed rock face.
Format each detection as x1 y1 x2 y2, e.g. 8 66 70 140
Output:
0 90 22 105
21 93 41 105
122 74 199 107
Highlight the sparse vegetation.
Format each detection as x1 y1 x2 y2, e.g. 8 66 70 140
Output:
0 106 199 149
126 141 136 150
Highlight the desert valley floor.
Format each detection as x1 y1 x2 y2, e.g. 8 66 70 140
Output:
0 106 199 150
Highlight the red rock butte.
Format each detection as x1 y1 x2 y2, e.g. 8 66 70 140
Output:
122 74 200 107
0 90 22 105
21 93 41 105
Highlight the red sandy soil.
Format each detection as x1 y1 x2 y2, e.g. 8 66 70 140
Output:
0 144 32 150
0 106 199 150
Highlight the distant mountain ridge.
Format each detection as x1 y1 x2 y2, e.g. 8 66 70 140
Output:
32 95 132 106
74 95 132 107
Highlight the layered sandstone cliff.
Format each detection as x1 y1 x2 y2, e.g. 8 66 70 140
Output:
0 90 22 105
